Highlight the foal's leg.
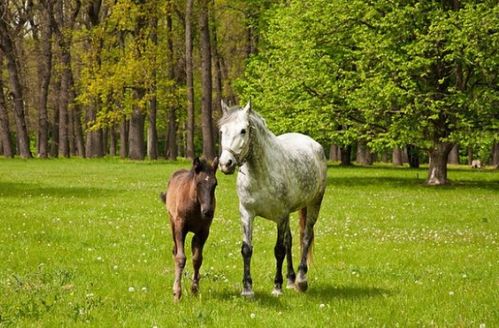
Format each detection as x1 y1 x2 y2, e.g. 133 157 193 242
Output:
272 219 289 296
240 205 255 297
172 224 187 301
191 229 209 295
296 195 323 292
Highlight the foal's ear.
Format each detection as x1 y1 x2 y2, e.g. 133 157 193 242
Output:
193 157 202 174
211 157 219 172
221 100 230 115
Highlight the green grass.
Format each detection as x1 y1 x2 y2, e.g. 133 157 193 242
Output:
0 158 498 327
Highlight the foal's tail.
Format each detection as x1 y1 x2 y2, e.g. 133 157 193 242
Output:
159 192 167 204
299 208 313 265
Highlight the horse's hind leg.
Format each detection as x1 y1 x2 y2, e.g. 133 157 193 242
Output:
296 193 324 292
272 219 289 296
285 223 296 289
191 229 209 295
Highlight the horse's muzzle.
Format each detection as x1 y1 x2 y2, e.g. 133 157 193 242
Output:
220 149 238 175
220 162 236 175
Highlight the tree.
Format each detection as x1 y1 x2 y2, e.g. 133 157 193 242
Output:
199 0 215 160
0 1 33 158
238 0 499 185
184 0 195 160
0 52 13 157
31 0 54 158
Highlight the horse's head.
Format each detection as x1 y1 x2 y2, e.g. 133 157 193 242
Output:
192 157 218 219
218 101 252 175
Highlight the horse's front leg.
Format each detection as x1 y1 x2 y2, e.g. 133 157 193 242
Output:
240 205 255 297
172 223 187 302
272 219 289 296
191 229 209 295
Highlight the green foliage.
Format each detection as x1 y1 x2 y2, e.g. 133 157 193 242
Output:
75 0 177 131
237 0 499 152
1 159 498 326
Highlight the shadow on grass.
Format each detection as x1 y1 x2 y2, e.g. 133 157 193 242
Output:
307 283 392 300
208 289 289 309
328 176 499 191
0 182 119 198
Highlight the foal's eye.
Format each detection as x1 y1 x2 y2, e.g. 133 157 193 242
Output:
241 129 246 135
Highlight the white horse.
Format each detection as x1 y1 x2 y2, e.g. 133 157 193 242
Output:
218 101 327 297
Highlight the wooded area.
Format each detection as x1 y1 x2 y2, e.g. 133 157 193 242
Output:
0 0 498 185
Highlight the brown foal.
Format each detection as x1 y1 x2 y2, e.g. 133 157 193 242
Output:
160 157 218 301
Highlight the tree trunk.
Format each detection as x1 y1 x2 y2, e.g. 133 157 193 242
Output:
492 143 499 169
119 117 128 159
58 45 71 157
199 0 215 160
129 90 145 160
36 6 53 159
109 125 116 156
185 0 195 159
85 103 104 158
329 144 339 161
467 147 473 165
407 144 420 168
50 84 59 157
147 16 158 160
426 142 453 185
392 147 403 166
447 144 459 165
340 145 352 166
211 6 223 143
0 40 32 158
356 141 373 165
165 5 177 160
0 61 13 157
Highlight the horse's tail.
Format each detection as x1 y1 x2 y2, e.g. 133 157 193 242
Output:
159 192 167 204
299 207 313 265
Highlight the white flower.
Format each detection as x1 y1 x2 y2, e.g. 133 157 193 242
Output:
448 291 454 296
250 313 256 319
319 303 325 309
128 287 135 292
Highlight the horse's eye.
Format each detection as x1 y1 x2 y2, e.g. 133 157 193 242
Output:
241 129 246 135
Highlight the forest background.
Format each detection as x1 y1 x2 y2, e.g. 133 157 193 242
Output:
0 0 498 185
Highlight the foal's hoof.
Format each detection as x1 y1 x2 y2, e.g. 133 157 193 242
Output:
191 285 199 295
295 279 308 292
173 293 182 302
241 289 255 298
271 288 283 297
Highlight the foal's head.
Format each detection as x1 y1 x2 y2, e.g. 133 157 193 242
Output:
192 157 219 219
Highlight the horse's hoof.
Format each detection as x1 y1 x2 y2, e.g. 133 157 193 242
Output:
241 289 255 298
191 285 199 295
286 279 296 289
271 288 283 297
173 294 181 302
295 279 308 292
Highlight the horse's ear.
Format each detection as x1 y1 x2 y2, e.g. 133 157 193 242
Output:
221 100 229 115
193 157 202 173
211 156 219 172
242 101 251 115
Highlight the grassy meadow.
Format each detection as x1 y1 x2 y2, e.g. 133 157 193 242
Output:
0 158 497 327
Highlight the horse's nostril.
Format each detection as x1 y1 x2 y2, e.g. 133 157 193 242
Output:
227 159 233 166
